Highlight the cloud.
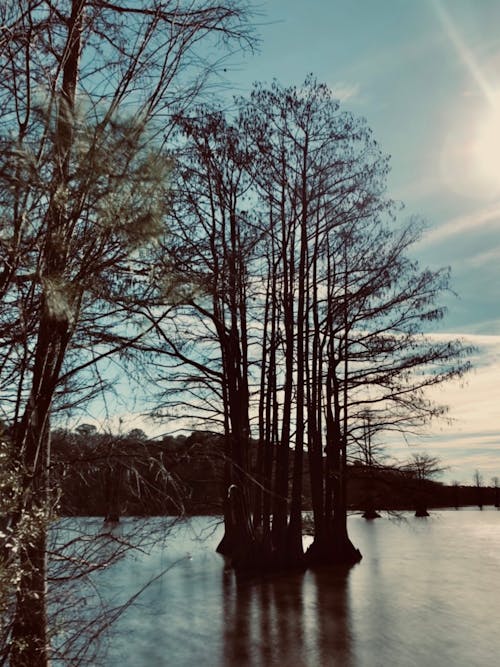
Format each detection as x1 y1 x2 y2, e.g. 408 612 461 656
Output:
330 81 361 103
430 0 494 103
464 245 500 267
380 331 500 481
416 200 500 247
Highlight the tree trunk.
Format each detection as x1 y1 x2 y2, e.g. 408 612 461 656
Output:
10 533 49 667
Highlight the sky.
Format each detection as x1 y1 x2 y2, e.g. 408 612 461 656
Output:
90 0 500 485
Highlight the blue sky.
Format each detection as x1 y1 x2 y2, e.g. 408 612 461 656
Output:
229 1 500 339
94 1 500 485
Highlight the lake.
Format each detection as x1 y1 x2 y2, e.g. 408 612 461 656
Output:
51 509 500 666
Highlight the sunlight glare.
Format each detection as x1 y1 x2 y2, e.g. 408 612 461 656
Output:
473 95 500 194
433 0 500 198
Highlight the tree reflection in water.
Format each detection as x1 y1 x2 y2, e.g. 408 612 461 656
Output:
222 566 356 666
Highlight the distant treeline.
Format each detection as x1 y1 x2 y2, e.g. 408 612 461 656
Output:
51 428 499 517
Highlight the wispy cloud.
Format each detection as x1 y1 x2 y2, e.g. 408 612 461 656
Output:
464 245 500 267
427 332 500 346
385 331 500 480
330 81 360 103
458 319 500 336
430 0 495 104
416 200 500 247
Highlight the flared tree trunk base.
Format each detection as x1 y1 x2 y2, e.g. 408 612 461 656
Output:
415 504 429 517
220 536 307 575
216 531 232 556
305 534 362 568
218 484 308 574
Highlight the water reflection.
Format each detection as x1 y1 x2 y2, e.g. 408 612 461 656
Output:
67 511 500 666
311 568 354 666
222 567 355 666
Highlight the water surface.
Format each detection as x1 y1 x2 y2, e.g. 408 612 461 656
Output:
57 510 500 666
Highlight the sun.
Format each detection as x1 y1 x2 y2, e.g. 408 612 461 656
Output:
432 0 500 199
440 94 500 200
472 95 500 195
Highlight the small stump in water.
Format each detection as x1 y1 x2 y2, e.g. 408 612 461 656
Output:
415 507 429 517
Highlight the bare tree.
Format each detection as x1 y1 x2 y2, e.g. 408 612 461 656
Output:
403 453 444 516
101 72 475 587
147 106 262 564
357 410 383 519
451 479 461 510
473 469 483 509
0 1 255 664
149 77 470 572
243 78 469 565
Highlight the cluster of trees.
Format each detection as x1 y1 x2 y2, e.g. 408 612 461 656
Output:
469 470 500 509
149 79 470 570
47 427 499 520
50 425 223 516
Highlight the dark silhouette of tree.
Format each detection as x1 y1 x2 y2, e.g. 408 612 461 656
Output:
152 77 470 571
149 106 262 565
451 480 461 509
245 78 468 566
0 1 255 663
357 411 382 519
473 469 483 509
404 453 444 516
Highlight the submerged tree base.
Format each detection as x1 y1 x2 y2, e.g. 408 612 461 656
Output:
219 536 307 575
216 532 232 556
305 535 362 568
415 507 430 517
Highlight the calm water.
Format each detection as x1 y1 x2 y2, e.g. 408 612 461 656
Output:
54 509 500 666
